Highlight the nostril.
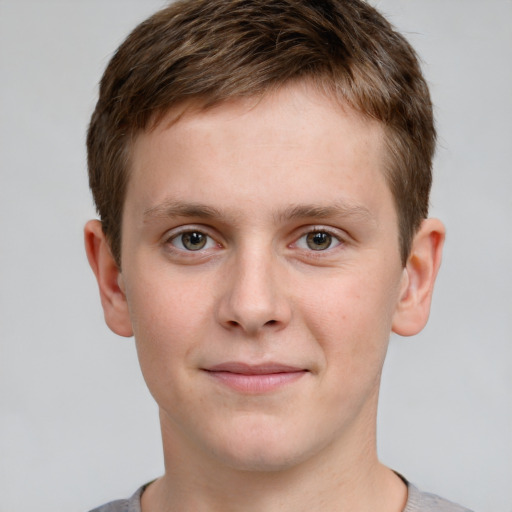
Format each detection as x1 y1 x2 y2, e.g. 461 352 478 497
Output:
264 320 277 326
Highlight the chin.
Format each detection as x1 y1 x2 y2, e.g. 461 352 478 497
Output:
207 423 319 473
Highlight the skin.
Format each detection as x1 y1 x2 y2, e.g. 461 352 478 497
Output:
85 82 444 512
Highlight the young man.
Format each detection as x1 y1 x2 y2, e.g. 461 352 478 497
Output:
84 1 472 510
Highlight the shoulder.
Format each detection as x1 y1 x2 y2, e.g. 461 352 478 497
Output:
405 481 474 512
88 486 144 512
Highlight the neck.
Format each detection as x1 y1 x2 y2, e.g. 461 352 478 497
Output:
142 401 407 512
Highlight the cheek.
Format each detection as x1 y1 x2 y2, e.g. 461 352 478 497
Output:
298 269 399 374
127 262 215 332
125 270 216 386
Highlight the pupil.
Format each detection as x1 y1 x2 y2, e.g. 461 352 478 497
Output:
306 232 331 250
183 232 206 250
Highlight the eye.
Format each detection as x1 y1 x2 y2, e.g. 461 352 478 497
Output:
295 230 342 251
170 230 217 251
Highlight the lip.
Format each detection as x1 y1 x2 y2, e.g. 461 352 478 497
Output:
203 362 308 393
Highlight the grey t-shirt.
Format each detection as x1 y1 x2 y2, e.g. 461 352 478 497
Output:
89 479 473 512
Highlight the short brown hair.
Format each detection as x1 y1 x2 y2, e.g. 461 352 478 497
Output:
87 0 435 267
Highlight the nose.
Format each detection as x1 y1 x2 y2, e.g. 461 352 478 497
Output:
216 246 292 336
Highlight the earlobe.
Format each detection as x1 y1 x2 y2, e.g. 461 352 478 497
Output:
84 220 133 337
392 218 445 337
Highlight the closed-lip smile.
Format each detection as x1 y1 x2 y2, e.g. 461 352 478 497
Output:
203 362 308 393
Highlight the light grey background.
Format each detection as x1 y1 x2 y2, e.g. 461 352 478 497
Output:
0 1 510 511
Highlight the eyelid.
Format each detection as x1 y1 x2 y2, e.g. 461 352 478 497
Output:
162 225 222 252
292 225 347 251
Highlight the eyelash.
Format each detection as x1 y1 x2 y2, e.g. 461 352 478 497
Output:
292 227 345 253
165 227 219 253
162 225 346 256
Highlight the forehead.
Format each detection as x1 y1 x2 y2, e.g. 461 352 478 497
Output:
125 83 392 224
138 82 385 158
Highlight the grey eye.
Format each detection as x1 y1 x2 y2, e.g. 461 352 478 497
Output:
305 231 332 250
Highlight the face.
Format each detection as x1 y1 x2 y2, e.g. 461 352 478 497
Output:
117 84 408 472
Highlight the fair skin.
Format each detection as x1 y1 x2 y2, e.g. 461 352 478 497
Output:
85 83 444 512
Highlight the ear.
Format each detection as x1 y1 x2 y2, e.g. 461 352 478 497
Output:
84 220 133 337
392 218 445 337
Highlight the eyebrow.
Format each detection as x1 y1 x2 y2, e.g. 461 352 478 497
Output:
143 201 222 222
274 203 374 224
143 199 375 224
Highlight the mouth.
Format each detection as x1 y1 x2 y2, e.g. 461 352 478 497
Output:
203 362 308 394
